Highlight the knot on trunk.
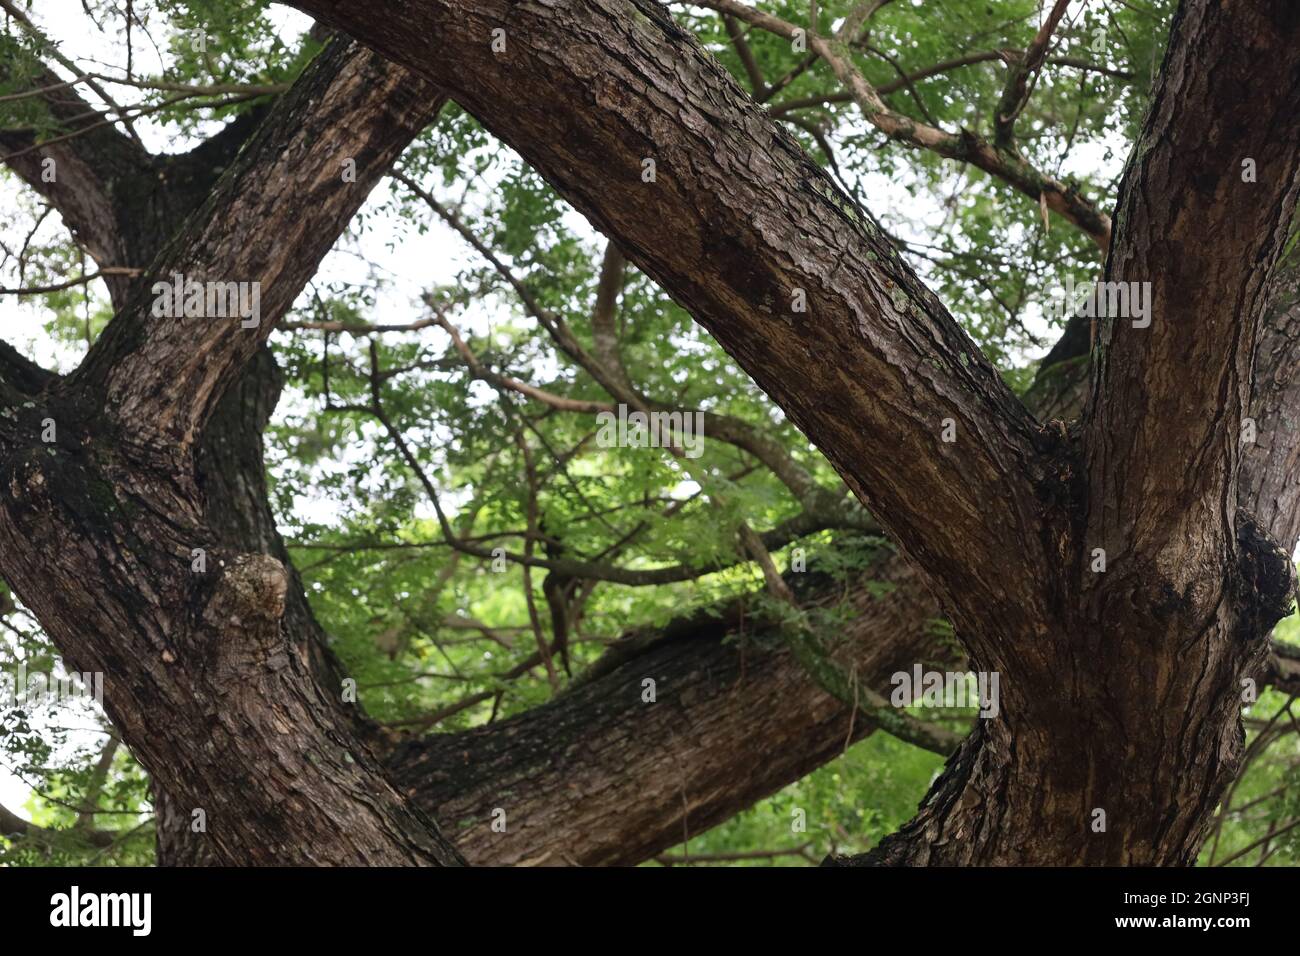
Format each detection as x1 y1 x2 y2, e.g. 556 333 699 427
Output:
1234 509 1296 639
200 552 289 635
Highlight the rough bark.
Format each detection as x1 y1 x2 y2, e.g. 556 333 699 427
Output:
392 553 953 865
1242 257 1300 551
390 263 1300 865
844 2 1300 864
0 39 436 862
0 38 461 865
3 0 1299 869
70 40 441 450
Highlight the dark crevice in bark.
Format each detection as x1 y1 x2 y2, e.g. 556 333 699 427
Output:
1232 510 1298 643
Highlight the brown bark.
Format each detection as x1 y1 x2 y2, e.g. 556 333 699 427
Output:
393 553 952 865
1242 258 1300 551
72 43 441 451
843 2 1300 864
389 267 1300 865
2 0 1299 869
0 38 461 865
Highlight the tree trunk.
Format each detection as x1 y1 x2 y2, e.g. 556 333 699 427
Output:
839 1 1300 864
5 0 1300 868
0 37 462 866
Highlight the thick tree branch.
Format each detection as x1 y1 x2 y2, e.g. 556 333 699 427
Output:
1241 248 1300 553
1084 1 1300 592
0 801 116 850
322 3 1056 646
68 39 447 449
0 38 466 866
390 552 958 865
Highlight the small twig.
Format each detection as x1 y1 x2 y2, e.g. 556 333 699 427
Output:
0 266 141 295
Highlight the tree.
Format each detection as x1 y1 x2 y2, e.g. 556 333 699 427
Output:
1 0 1299 867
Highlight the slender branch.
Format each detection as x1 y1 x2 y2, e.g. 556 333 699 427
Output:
994 0 1073 147
0 266 141 295
0 0 144 149
1215 817 1300 867
770 51 1132 114
281 317 439 334
0 800 116 849
694 0 1111 248
722 15 766 96
510 422 561 690
399 171 840 508
655 842 814 864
